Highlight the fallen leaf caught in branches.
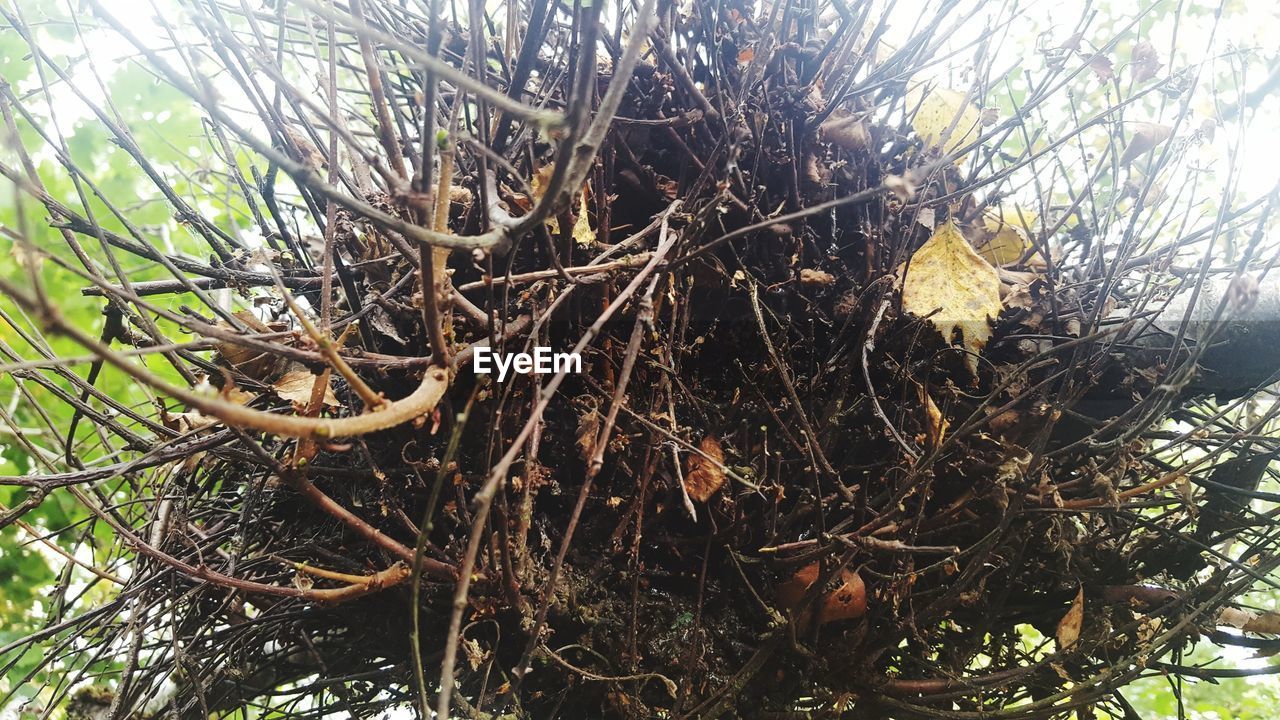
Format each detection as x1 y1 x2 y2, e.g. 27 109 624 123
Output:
1120 122 1173 166
684 436 727 502
273 369 340 410
902 221 1003 373
1131 41 1163 83
972 206 1041 266
911 86 981 162
1057 587 1085 649
777 562 868 626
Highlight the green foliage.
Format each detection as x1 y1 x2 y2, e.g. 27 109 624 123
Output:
1128 653 1280 720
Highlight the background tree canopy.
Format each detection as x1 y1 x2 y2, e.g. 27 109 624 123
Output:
1 0 1279 717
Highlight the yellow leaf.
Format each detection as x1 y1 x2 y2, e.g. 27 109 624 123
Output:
530 163 554 200
975 206 1040 266
902 222 1001 373
921 387 948 449
910 86 981 163
571 190 596 248
528 163 561 231
1056 587 1085 649
532 165 594 246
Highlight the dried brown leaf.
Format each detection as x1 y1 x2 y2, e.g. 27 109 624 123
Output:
161 408 218 433
576 405 602 462
1220 607 1280 635
1131 41 1163 83
1056 587 1085 649
1120 122 1173 166
449 185 474 207
215 311 285 382
272 369 339 410
1088 54 1115 82
819 109 870 152
777 563 868 625
884 174 916 201
283 126 326 172
683 436 726 503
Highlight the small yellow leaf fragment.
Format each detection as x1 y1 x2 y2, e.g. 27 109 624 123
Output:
975 206 1040 266
1057 587 1085 649
530 163 554 200
901 222 1002 373
571 190 596 248
910 86 981 163
921 387 948 449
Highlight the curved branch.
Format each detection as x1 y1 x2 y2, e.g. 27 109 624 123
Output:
0 276 449 441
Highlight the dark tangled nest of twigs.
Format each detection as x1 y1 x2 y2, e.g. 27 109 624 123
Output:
2 0 1280 718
